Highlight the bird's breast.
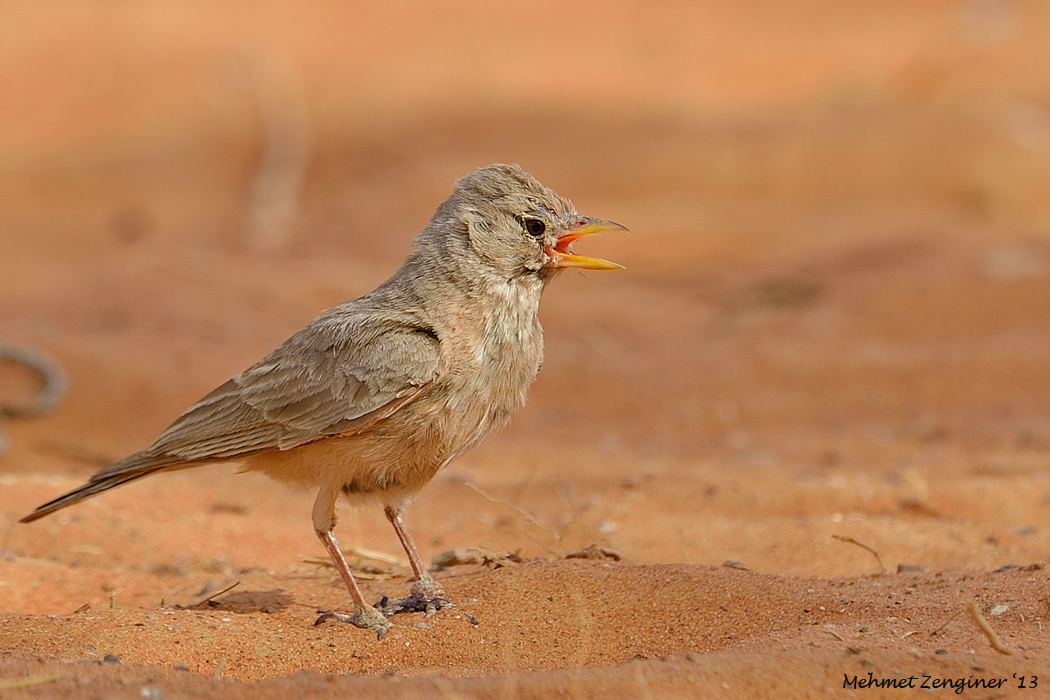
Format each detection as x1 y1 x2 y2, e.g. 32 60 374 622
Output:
429 283 545 453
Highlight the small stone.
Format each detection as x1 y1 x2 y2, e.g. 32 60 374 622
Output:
103 654 121 664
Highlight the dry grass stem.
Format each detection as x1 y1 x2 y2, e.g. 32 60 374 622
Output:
830 534 886 574
930 610 958 636
519 529 563 558
464 481 562 542
175 580 241 610
821 628 844 642
0 673 61 690
297 555 400 580
342 546 409 569
966 600 1011 655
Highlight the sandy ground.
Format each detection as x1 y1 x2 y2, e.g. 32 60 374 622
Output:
2 1 1050 697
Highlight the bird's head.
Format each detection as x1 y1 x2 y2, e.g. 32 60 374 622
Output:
428 164 626 282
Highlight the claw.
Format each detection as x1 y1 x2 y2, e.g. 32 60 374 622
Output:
314 605 393 640
376 593 453 617
372 573 453 618
426 597 453 615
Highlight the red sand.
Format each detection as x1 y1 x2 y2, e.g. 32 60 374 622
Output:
2 2 1049 697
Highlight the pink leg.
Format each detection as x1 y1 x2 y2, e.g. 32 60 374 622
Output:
383 505 450 611
314 528 392 638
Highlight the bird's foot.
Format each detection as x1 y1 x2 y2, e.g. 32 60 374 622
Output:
314 603 393 640
375 576 452 618
375 593 453 617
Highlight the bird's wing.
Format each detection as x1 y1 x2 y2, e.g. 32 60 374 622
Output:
140 313 441 463
20 312 441 524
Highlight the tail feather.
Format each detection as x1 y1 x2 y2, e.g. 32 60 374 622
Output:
19 451 186 524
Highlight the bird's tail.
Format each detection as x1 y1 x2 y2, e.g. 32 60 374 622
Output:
19 451 184 524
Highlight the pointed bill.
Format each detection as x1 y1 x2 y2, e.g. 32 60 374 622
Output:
546 216 627 270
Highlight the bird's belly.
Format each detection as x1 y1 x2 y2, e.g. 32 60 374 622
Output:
239 420 448 500
238 384 518 500
241 317 542 501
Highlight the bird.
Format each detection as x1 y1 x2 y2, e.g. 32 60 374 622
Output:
20 163 625 638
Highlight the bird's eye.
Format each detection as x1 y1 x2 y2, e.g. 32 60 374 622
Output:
523 218 546 236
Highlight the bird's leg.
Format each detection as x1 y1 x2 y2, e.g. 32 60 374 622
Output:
386 505 441 595
310 489 391 638
313 529 392 638
375 504 452 617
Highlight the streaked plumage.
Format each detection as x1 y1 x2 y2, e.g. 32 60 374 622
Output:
21 163 624 637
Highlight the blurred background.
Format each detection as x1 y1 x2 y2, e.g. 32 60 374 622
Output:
2 1 1050 574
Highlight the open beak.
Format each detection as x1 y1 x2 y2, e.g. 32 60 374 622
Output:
545 216 627 270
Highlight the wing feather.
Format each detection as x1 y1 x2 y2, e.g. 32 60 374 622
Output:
143 310 440 463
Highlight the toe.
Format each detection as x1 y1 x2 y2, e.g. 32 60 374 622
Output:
315 605 393 640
